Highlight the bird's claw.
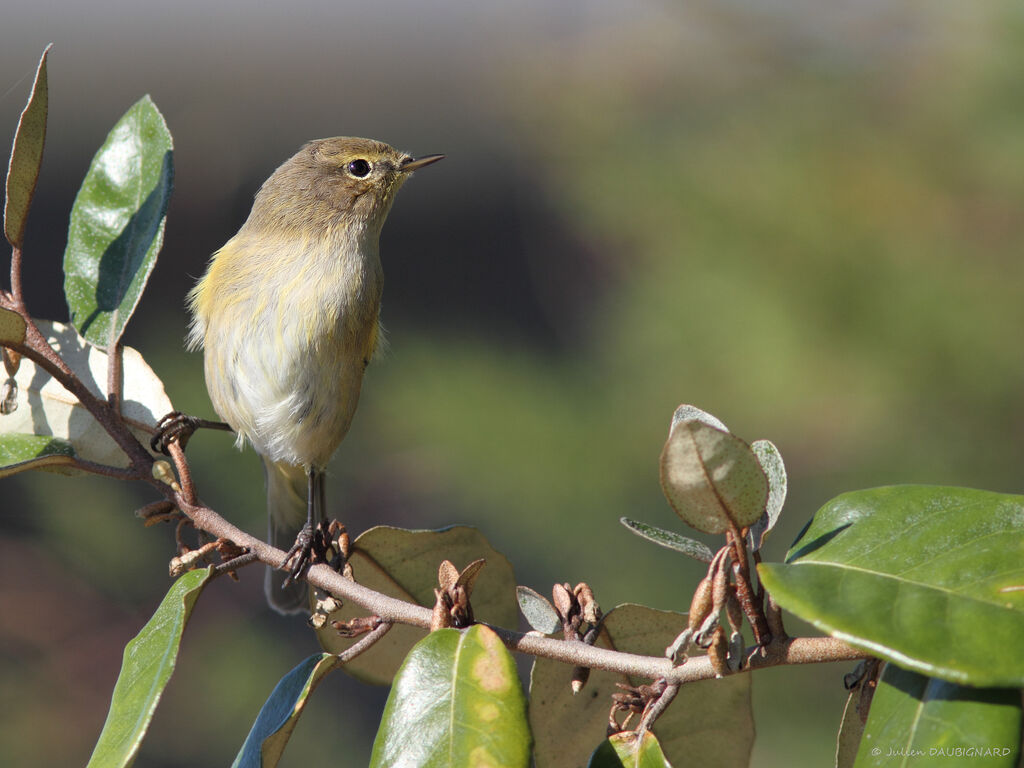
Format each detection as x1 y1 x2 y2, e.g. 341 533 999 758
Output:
150 411 203 454
281 522 324 588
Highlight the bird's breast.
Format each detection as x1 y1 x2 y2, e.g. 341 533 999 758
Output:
197 231 383 467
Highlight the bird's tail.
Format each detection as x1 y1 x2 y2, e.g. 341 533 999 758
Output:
263 457 319 614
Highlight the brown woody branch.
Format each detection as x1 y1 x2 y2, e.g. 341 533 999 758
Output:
160 443 870 684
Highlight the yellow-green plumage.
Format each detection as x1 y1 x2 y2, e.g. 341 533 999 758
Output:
187 137 441 612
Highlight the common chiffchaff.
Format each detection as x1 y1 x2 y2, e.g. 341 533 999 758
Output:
187 137 443 613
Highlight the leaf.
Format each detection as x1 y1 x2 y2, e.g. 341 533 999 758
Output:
589 731 673 768
517 585 562 635
0 320 173 469
64 95 173 348
369 625 530 768
619 518 715 563
747 439 787 551
232 653 340 768
317 525 518 685
659 418 768 534
86 569 212 768
529 604 753 768
4 44 51 250
758 485 1024 687
854 665 1021 767
835 689 866 768
0 433 75 478
0 307 27 344
668 404 729 434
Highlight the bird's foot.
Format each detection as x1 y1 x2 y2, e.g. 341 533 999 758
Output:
281 521 332 587
150 411 231 454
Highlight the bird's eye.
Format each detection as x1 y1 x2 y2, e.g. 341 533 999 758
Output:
347 159 372 178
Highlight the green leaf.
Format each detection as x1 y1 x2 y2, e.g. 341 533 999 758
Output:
4 44 51 250
659 417 768 534
517 585 562 635
0 321 173 468
619 518 715 562
369 625 530 768
836 689 866 768
0 433 75 477
758 485 1024 687
589 731 673 768
232 653 340 768
748 439 787 551
317 525 518 685
530 604 753 768
854 665 1021 767
0 307 27 344
87 568 212 768
64 95 173 348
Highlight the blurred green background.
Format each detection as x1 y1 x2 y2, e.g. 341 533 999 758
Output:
2 1 1023 766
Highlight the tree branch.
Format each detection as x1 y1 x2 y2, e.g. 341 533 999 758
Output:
162 456 871 685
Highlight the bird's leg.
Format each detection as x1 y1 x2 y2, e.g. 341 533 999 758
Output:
281 468 321 586
151 411 232 454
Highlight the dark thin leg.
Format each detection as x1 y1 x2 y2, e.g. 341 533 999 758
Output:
151 411 232 454
281 467 320 586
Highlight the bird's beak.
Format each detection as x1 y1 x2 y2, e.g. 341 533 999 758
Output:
400 154 445 172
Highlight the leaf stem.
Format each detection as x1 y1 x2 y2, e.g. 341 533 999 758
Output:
10 246 25 309
107 339 123 412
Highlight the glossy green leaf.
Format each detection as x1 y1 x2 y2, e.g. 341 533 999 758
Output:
854 665 1021 767
0 307 27 344
758 485 1024 686
0 321 173 468
518 585 562 635
232 653 339 768
369 625 530 768
317 525 518 685
660 418 768 534
530 604 753 768
0 433 75 477
748 439 787 551
619 517 715 562
4 44 50 249
589 731 673 768
64 95 173 348
87 569 212 768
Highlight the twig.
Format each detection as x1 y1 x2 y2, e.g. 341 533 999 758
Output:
66 456 148 481
167 487 870 683
335 620 393 664
212 551 259 577
10 247 25 310
639 681 679 732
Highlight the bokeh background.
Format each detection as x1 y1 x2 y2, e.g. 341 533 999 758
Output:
3 1 1023 765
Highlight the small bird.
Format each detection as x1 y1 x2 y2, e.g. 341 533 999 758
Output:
185 137 442 613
